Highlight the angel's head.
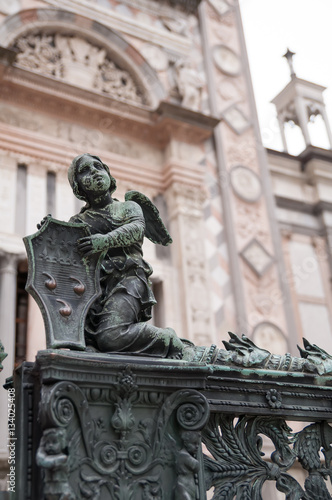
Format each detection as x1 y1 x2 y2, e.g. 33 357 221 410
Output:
42 428 67 455
68 153 116 202
181 430 200 455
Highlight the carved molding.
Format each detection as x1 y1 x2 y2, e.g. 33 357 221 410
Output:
0 103 163 166
240 238 274 278
165 182 207 220
30 2 192 55
230 165 262 203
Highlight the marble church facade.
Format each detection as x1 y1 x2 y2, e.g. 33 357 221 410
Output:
0 0 332 492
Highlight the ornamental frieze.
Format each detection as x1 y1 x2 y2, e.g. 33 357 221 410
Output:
12 33 146 104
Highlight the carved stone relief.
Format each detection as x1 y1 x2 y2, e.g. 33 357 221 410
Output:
206 0 233 24
12 33 146 104
0 103 43 133
0 104 162 164
173 59 205 111
166 183 213 343
252 322 288 356
183 215 212 341
141 44 169 72
230 165 262 203
162 17 189 36
0 0 20 15
235 202 269 245
216 75 243 103
222 105 250 134
242 253 287 334
213 45 241 77
167 183 207 220
224 132 259 171
207 0 231 17
241 238 274 278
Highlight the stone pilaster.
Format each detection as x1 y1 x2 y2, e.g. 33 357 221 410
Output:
165 182 216 346
198 0 298 351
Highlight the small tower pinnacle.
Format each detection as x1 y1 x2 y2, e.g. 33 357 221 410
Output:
272 50 332 152
283 48 296 79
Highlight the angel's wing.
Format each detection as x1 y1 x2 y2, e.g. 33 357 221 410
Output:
125 190 172 246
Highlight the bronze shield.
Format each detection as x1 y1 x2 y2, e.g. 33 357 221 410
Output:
24 216 102 350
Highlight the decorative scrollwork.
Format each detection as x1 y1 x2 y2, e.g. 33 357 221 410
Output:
203 414 296 499
92 441 119 474
203 414 332 500
126 443 150 474
154 389 209 457
55 398 75 424
40 381 93 458
177 402 204 430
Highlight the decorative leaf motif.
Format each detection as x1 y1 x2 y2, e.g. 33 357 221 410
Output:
204 415 332 500
304 473 332 500
294 422 322 471
203 414 299 500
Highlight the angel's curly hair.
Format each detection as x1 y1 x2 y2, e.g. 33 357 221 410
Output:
41 427 67 451
68 153 117 206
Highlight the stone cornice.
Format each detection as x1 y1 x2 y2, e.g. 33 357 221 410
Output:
298 145 332 171
33 349 332 420
0 122 209 194
42 0 193 54
275 195 332 217
0 62 218 148
266 148 299 160
160 0 202 13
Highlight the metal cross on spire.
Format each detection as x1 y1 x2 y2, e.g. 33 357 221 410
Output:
283 48 296 79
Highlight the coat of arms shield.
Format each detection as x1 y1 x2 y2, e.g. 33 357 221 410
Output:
24 216 102 350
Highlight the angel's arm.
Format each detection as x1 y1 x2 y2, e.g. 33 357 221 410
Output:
36 449 67 468
77 201 145 255
107 201 145 247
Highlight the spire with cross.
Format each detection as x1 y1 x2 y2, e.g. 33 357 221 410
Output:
283 48 296 79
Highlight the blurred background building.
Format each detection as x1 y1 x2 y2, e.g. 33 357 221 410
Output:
0 0 332 493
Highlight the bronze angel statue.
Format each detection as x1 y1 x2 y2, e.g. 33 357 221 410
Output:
28 152 332 375
67 153 187 359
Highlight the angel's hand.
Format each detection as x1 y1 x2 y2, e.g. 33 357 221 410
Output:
77 234 109 255
37 214 51 230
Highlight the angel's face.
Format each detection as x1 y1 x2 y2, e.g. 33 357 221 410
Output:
76 155 111 197
44 432 63 455
184 439 199 455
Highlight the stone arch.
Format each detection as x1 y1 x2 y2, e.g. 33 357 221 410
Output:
0 8 165 107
